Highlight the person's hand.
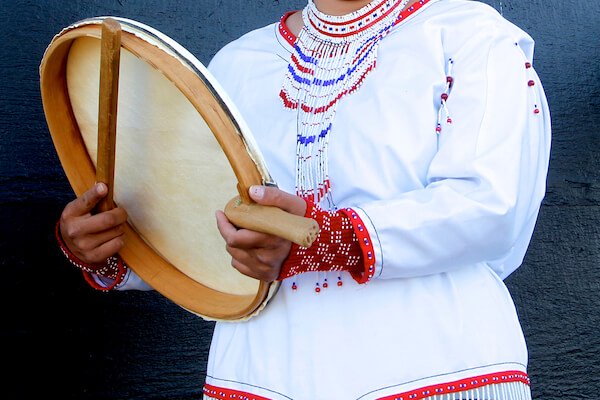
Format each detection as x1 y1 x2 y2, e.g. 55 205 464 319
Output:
59 182 128 264
216 186 307 282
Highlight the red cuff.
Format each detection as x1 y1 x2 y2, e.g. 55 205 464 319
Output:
339 208 376 284
278 201 376 283
55 220 127 291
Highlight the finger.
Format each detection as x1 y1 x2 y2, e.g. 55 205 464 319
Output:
83 236 125 264
229 229 284 250
230 258 278 282
73 225 125 253
215 210 238 241
248 186 306 216
63 183 108 218
84 207 128 233
217 210 280 249
63 207 127 239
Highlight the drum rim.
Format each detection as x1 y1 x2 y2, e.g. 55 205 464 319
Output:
39 17 279 321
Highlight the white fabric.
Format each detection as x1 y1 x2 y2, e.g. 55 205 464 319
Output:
127 0 551 398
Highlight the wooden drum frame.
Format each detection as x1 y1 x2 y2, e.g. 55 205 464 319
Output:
39 17 318 321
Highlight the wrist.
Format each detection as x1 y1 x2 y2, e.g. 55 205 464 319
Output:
55 220 127 290
277 201 367 282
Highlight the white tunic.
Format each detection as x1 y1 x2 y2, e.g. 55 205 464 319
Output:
121 0 552 398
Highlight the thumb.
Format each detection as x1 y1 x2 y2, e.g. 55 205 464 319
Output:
249 185 306 216
66 182 108 217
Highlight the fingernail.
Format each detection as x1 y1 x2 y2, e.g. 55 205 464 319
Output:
250 185 264 200
96 182 107 194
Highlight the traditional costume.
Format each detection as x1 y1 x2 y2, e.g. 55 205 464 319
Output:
60 0 551 398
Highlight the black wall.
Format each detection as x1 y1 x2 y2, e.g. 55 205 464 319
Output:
1 0 599 399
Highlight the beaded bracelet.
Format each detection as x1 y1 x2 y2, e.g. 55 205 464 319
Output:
54 220 127 291
278 201 374 284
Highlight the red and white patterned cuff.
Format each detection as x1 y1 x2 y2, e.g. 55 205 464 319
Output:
339 208 376 283
55 220 127 291
278 201 376 284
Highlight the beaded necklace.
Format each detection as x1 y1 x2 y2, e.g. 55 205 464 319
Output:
280 0 411 206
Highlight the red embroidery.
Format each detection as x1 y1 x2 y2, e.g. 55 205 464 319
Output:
377 370 530 400
204 370 529 400
277 0 432 44
340 208 376 284
203 383 271 400
278 201 364 281
277 202 375 284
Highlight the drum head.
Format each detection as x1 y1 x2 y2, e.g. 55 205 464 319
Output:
40 17 279 321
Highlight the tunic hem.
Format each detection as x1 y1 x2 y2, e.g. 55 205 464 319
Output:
203 368 531 400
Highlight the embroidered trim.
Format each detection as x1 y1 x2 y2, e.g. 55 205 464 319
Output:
340 208 376 283
278 202 365 283
203 383 271 400
377 370 530 400
307 0 408 39
203 370 529 400
278 0 431 46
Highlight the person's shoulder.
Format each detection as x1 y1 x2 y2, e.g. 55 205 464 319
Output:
425 0 534 56
431 0 506 24
209 20 280 71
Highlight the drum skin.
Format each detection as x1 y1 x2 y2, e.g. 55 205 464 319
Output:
39 17 279 321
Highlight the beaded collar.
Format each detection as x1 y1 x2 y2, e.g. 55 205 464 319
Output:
305 0 409 40
280 0 429 207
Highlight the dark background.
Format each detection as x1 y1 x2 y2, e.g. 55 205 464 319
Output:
1 0 599 399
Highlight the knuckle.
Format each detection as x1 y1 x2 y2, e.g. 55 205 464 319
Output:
115 225 125 235
114 237 125 250
117 208 128 221
269 188 283 203
81 192 94 209
225 236 238 248
102 212 116 227
60 207 71 222
65 225 81 240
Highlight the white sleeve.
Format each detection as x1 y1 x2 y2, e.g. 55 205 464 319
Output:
91 268 154 291
356 27 551 280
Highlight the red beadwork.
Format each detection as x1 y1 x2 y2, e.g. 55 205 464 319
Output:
446 76 453 84
441 93 448 101
446 117 452 123
323 281 329 288
292 283 298 290
534 108 540 114
525 62 532 69
315 286 321 293
528 80 535 86
279 201 365 281
337 280 343 287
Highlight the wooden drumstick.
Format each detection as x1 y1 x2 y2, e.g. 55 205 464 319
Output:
224 195 320 248
96 18 121 212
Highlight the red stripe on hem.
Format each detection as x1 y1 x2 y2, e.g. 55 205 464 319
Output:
203 370 528 400
377 370 530 400
203 383 271 400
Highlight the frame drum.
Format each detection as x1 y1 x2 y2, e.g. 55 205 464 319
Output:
40 17 280 321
